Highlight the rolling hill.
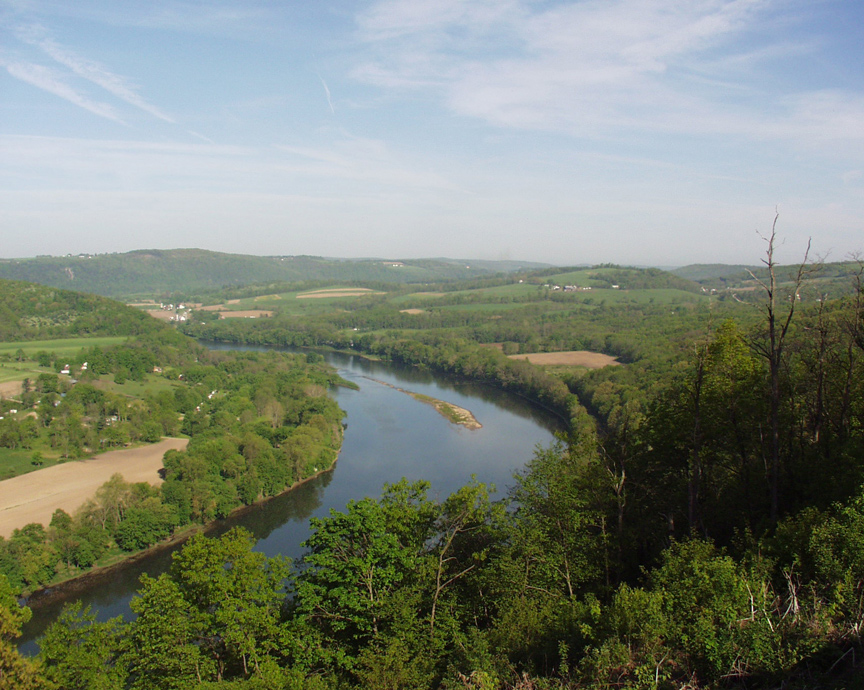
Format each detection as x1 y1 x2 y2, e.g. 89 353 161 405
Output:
0 250 550 299
0 278 165 341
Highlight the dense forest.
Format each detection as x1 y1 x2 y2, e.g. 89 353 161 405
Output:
1 258 864 688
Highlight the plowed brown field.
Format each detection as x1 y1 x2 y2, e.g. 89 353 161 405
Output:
508 351 620 368
0 381 22 399
0 437 188 537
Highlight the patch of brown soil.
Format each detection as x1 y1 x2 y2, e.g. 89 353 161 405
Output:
0 381 23 399
0 438 188 538
509 351 621 368
197 304 225 311
412 292 446 298
145 310 175 321
399 309 426 314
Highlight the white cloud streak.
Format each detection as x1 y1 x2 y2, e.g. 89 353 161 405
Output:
16 26 175 122
3 60 123 122
37 38 174 122
319 76 336 115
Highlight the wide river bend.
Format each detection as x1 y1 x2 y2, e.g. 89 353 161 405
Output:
21 346 563 650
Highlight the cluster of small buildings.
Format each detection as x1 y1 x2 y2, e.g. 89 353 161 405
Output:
60 362 87 376
543 284 596 292
157 302 191 322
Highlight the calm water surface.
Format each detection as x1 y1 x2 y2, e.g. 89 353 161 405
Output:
20 346 563 651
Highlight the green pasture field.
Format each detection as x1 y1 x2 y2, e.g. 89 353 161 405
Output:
438 283 544 300
0 337 128 386
436 302 545 313
0 336 127 358
0 448 64 481
0 360 45 383
577 288 704 305
413 285 704 309
92 373 184 398
388 292 448 304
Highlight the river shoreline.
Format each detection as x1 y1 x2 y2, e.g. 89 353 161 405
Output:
23 458 339 611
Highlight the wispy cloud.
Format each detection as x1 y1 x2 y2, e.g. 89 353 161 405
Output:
3 2 273 37
3 60 123 122
0 134 455 197
17 26 174 122
188 131 215 144
358 0 523 42
319 76 335 115
352 0 859 150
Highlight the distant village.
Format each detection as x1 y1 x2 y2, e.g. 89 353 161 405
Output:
542 283 617 291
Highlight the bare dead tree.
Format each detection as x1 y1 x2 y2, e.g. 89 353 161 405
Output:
850 255 864 353
745 212 812 524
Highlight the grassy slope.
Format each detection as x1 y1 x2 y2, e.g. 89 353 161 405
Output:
671 263 759 281
0 338 127 384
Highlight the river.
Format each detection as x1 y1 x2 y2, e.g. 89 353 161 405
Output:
20 346 563 651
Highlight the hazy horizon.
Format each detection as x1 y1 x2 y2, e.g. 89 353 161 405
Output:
0 246 770 273
2 1 862 267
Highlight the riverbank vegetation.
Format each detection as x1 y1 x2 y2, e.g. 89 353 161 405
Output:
0 279 347 595
0 341 346 595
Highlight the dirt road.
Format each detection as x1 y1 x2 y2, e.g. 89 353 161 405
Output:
0 437 188 537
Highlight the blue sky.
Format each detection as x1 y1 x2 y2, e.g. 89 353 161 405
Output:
1 0 862 266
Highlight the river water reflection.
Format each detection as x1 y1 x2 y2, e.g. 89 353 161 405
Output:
21 345 563 650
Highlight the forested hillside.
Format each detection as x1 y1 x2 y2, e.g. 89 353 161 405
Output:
676 259 863 298
0 278 162 341
0 250 549 298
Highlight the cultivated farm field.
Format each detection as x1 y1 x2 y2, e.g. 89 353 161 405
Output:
0 437 188 538
508 351 621 368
